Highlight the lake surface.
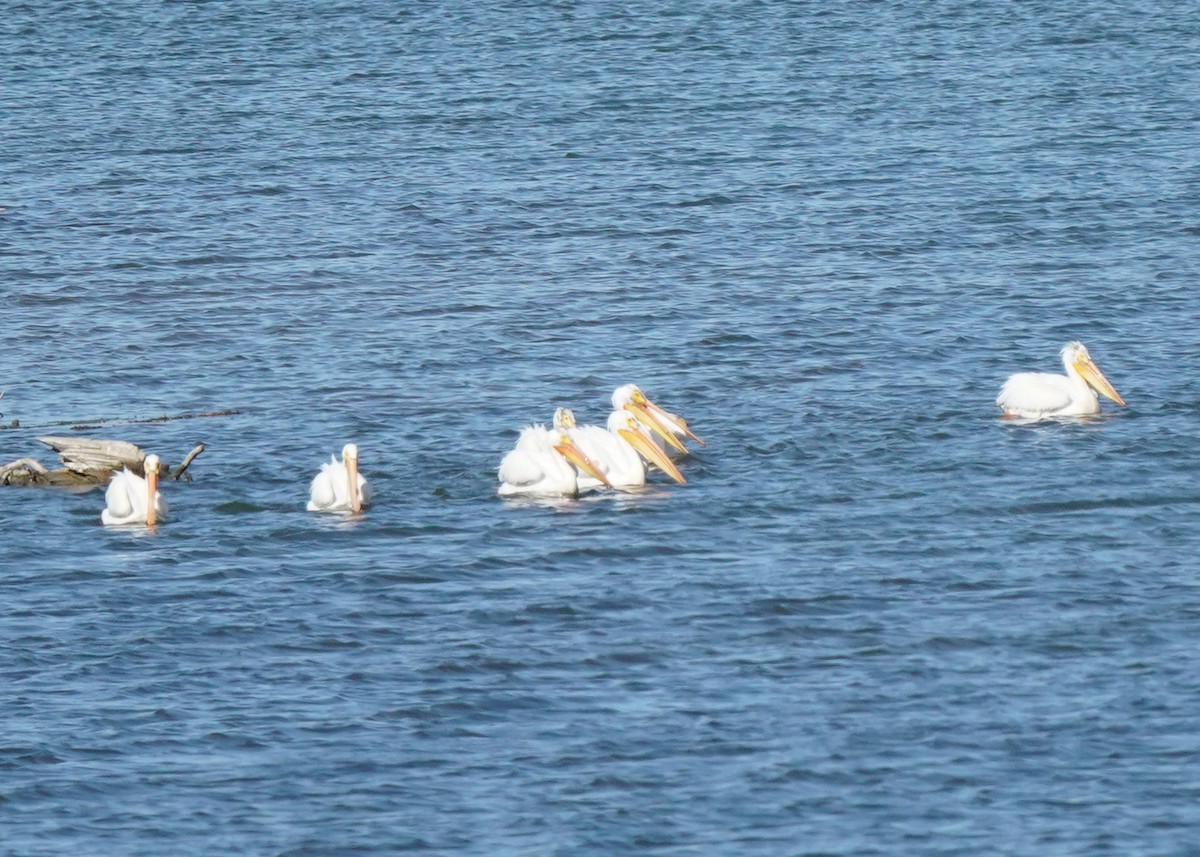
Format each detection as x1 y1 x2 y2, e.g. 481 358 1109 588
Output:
4 1 1200 854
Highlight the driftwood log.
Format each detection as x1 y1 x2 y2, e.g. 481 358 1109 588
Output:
39 436 148 475
0 438 206 487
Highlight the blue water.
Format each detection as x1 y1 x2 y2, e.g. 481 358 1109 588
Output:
4 1 1200 853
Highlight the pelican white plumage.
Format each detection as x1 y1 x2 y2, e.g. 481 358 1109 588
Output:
497 424 612 498
611 383 704 456
553 407 685 490
308 443 371 514
101 453 167 526
997 341 1126 419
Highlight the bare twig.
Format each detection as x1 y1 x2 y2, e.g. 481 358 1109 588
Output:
169 444 206 481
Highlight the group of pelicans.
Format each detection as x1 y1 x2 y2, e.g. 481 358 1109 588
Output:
99 342 1124 526
98 383 705 526
496 382 704 498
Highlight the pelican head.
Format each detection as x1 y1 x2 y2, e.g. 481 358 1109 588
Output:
143 453 161 527
1060 341 1091 366
553 407 577 430
1062 341 1126 406
611 384 643 409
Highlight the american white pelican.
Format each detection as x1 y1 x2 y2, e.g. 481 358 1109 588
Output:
553 407 685 489
997 341 1127 419
101 453 167 526
611 383 704 456
307 443 371 514
497 424 613 498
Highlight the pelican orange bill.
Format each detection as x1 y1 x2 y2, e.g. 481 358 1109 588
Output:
644 399 705 446
623 402 689 454
144 455 159 527
345 449 362 513
1074 357 1126 406
618 427 686 484
554 437 613 488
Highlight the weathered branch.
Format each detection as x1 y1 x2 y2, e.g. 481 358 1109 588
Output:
0 457 48 485
169 444 206 481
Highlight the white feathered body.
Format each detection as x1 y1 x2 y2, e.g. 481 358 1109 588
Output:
307 455 371 512
565 414 647 490
996 371 1099 418
497 425 579 497
101 468 168 526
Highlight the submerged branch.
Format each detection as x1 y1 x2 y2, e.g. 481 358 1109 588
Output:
2 409 240 432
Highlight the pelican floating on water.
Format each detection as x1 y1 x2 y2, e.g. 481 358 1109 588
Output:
997 341 1126 419
101 453 167 526
497 424 612 497
308 443 371 514
611 383 704 456
553 407 686 489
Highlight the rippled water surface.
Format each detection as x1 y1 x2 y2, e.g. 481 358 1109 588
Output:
4 2 1200 854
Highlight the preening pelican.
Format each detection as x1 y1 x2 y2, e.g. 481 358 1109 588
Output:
553 407 685 489
611 383 704 456
308 443 371 514
497 424 613 497
101 453 167 526
997 341 1126 419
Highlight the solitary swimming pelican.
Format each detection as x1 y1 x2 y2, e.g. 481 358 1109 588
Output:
308 443 371 514
997 341 1126 419
101 453 167 526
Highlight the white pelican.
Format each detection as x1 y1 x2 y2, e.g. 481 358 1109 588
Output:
553 407 685 489
611 383 704 456
308 443 371 514
497 424 613 498
997 341 1127 419
101 453 167 526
